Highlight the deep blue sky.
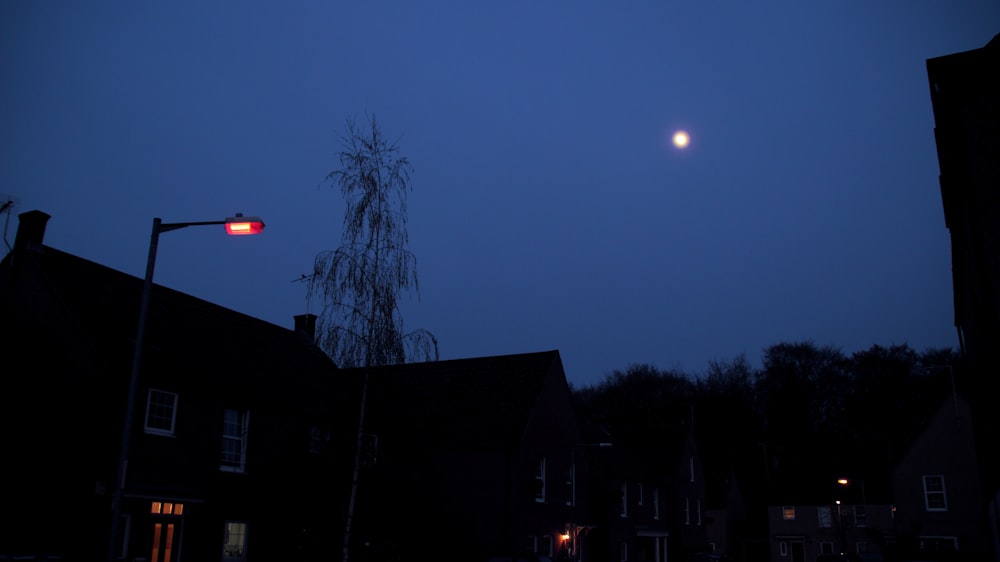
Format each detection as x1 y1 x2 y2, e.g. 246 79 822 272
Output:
3 2 995 387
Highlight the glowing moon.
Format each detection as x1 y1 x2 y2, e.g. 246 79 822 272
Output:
672 130 690 149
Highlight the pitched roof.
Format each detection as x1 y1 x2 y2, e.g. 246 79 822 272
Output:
1 214 340 412
354 350 565 451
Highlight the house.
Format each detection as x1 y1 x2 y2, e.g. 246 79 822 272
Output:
765 501 895 562
761 392 990 562
890 393 991 560
582 422 708 562
0 210 357 560
926 33 1000 556
336 350 588 562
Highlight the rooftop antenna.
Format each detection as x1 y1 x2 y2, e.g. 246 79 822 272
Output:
1 194 19 257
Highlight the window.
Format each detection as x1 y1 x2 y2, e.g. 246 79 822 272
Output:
637 483 644 506
542 535 553 558
653 488 660 519
923 475 948 511
524 536 537 554
856 542 869 554
566 462 575 506
684 497 690 525
221 409 249 472
782 506 795 520
854 505 867 527
696 498 702 525
620 542 628 562
820 542 834 555
145 389 178 436
620 482 628 517
222 521 247 561
534 456 546 503
817 506 832 528
689 456 695 482
779 541 788 557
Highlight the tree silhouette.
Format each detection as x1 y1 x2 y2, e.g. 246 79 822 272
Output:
307 114 437 562
308 114 438 368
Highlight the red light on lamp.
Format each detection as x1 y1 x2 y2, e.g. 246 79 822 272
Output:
225 214 265 235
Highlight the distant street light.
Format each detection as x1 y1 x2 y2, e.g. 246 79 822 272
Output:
107 214 264 561
836 477 867 506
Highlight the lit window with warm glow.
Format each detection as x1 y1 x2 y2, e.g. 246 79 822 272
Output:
150 501 184 516
782 506 796 520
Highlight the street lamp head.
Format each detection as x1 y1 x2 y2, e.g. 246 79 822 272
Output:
225 213 265 235
837 478 849 486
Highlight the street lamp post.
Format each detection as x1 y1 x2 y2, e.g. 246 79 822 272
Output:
107 214 264 562
835 478 867 556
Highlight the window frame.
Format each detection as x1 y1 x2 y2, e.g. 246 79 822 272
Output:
782 506 796 520
853 504 867 527
817 505 832 528
534 455 546 503
620 482 628 517
653 487 660 520
923 475 948 511
220 408 249 473
144 389 178 436
222 520 248 561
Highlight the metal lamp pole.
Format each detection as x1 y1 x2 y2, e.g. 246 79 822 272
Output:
107 215 263 561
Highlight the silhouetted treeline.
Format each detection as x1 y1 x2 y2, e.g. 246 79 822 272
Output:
571 341 960 508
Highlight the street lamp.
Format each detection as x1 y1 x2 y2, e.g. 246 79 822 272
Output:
107 214 264 561
836 478 867 507
835 478 867 556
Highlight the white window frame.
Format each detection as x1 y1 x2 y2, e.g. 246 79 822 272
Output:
542 534 553 557
689 456 695 482
620 482 628 517
819 541 834 555
684 497 690 525
620 542 628 562
923 475 948 511
779 541 788 557
653 488 660 519
637 483 644 506
222 520 248 561
853 504 867 527
535 455 546 503
697 498 702 525
220 409 249 473
144 389 178 436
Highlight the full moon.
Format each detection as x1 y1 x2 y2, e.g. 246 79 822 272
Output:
672 130 690 149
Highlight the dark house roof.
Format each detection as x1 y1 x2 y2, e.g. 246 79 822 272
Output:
353 349 567 452
1 210 341 412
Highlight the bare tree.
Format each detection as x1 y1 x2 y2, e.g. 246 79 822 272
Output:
308 114 437 562
308 114 437 368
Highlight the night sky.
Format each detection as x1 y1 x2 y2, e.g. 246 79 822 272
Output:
3 2 995 387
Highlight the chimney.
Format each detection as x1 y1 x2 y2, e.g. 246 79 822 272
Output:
14 210 51 252
294 313 317 342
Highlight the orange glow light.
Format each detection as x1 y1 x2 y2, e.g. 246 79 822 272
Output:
837 479 849 486
225 219 264 235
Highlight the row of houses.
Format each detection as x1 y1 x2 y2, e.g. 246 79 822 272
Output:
0 210 712 562
0 209 992 561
